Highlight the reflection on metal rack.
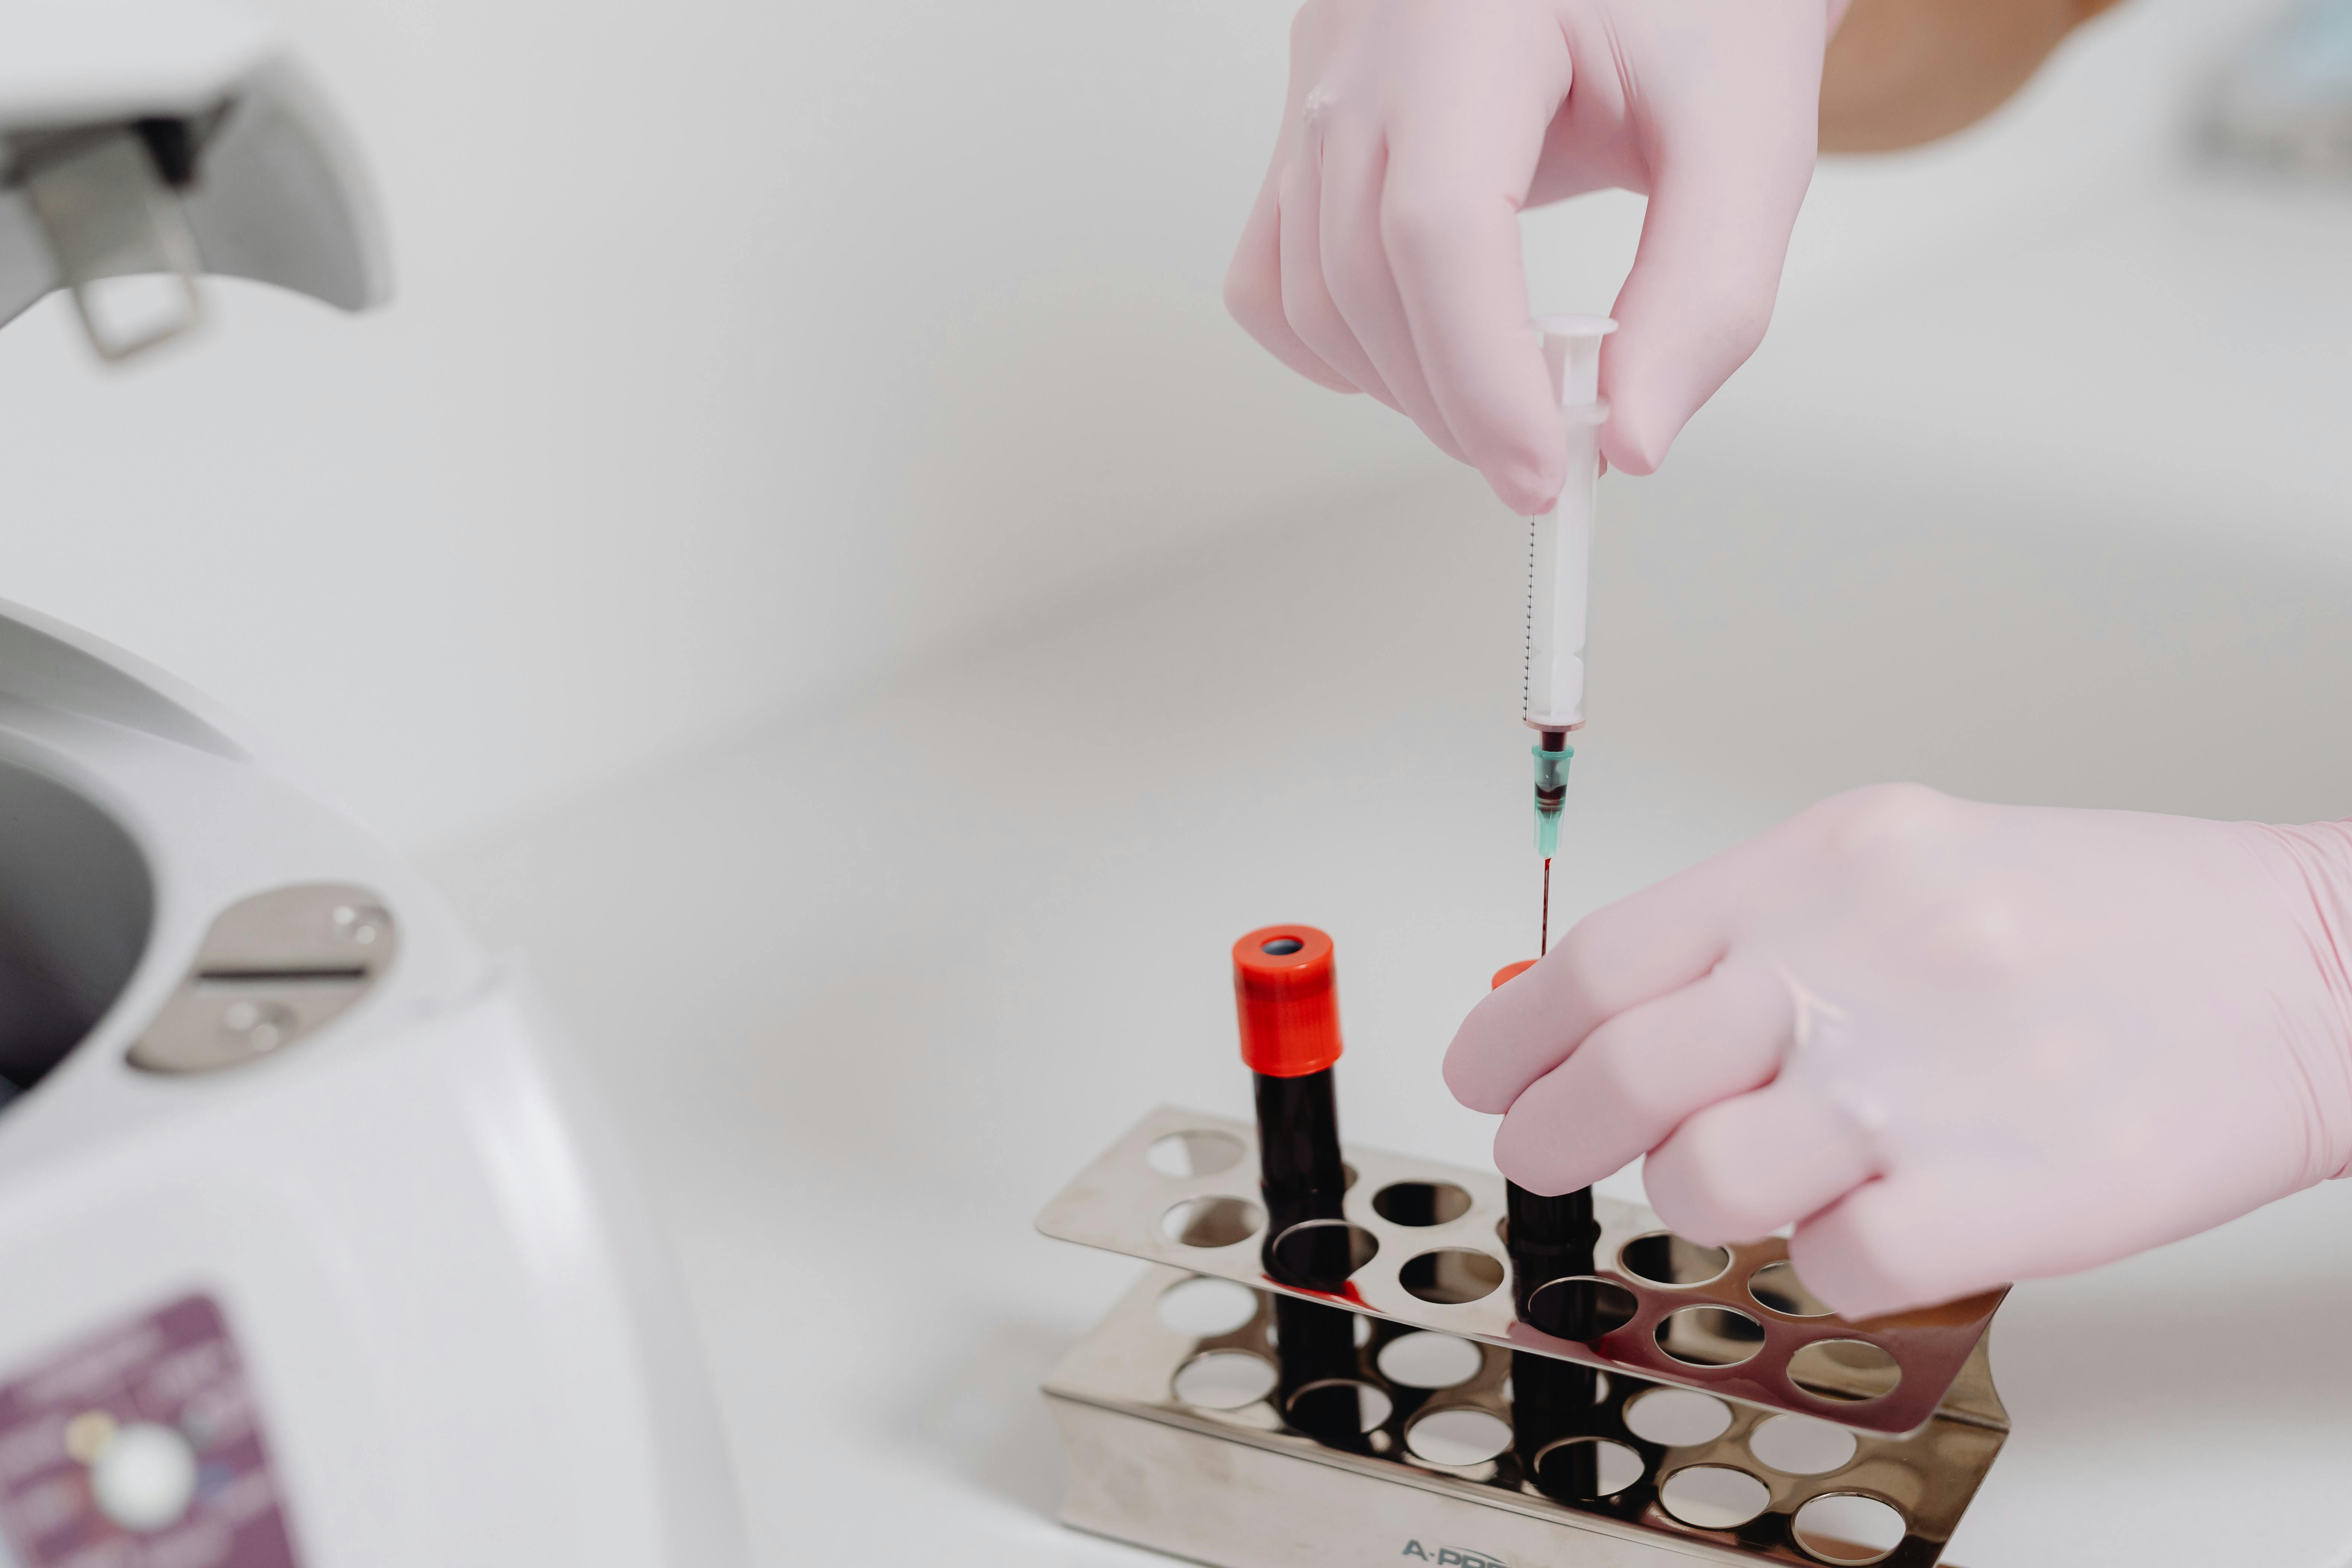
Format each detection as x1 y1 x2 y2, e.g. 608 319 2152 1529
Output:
1039 917 2013 1567
1036 1106 2006 1439
1045 1264 2005 1568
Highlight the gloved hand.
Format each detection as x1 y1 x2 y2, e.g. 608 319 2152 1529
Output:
1444 784 2352 1318
1224 0 1843 513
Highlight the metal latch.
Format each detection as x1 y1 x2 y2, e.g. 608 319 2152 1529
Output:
18 126 206 362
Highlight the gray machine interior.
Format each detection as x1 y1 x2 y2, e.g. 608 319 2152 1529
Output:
0 760 151 1102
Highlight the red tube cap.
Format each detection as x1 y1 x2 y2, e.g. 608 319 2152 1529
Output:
1491 960 1537 989
1233 924 1342 1078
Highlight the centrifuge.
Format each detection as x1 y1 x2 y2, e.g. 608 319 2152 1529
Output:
0 4 746 1564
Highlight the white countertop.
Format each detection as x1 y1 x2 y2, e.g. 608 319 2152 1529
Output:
425 161 2352 1568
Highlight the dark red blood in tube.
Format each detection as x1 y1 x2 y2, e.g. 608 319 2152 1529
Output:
1491 958 1602 1488
1237 925 1362 1439
1238 926 1348 1254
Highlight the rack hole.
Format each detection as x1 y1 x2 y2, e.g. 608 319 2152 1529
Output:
1620 1233 1732 1287
1525 1276 1639 1341
1659 1465 1771 1530
1399 1249 1506 1305
1791 1494 1908 1564
1287 1378 1392 1437
1269 1220 1379 1287
1749 1261 1834 1317
1161 1196 1263 1250
1748 1414 1858 1475
1788 1340 1901 1404
1372 1181 1472 1227
1532 1437 1645 1500
1156 1276 1261 1337
1172 1351 1276 1410
1624 1388 1734 1447
1376 1332 1485 1389
1655 1306 1765 1368
1405 1408 1513 1467
1147 1130 1245 1179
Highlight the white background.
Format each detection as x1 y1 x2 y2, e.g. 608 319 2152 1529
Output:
10 0 2352 1562
0 0 2327 849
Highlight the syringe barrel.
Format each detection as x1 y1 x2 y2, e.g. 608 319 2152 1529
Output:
1523 315 1615 732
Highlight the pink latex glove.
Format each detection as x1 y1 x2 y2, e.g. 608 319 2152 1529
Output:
1444 785 2352 1318
1225 0 1843 513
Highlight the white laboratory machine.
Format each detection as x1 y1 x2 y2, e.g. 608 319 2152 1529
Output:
0 4 748 1565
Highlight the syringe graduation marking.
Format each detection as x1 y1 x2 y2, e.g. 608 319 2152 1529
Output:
1524 516 1538 714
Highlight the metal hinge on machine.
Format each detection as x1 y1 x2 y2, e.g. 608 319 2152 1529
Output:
11 121 213 361
131 883 398 1074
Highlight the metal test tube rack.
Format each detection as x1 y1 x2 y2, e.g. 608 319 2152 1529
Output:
1037 1107 2008 1568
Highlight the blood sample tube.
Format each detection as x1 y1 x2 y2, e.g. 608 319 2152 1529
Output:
1491 960 1602 1497
1235 925 1362 1440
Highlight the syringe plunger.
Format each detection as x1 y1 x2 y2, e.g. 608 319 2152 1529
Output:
1523 315 1614 734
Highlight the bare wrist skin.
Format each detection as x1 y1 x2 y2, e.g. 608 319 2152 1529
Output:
1821 0 2128 152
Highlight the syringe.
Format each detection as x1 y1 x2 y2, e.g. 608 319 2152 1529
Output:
1523 315 1615 954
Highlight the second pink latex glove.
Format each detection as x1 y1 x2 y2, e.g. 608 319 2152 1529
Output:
1225 0 1842 512
1444 784 2352 1318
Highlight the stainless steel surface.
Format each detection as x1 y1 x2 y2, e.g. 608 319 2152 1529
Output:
1047 1265 2004 1568
129 883 396 1074
1038 1108 2007 1437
